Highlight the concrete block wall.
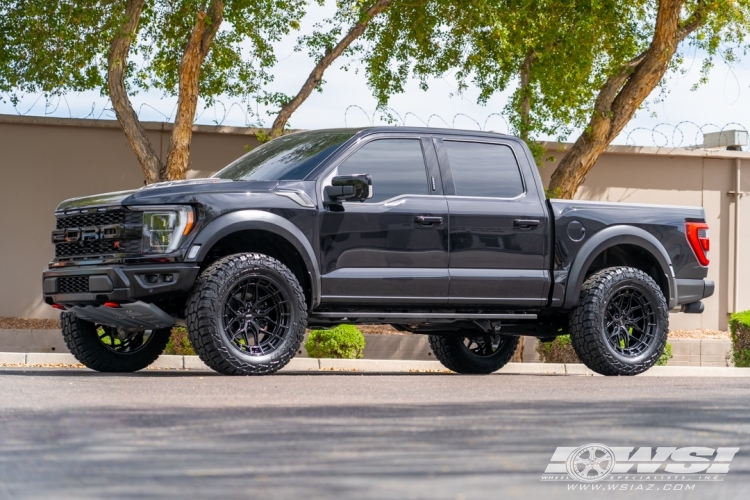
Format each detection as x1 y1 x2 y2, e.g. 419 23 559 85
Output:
671 339 733 367
0 330 736 367
298 334 435 361
521 336 733 367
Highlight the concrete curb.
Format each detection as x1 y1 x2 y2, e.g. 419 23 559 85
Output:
1 331 734 366
1 353 749 376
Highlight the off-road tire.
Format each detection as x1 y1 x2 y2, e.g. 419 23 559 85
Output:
569 267 669 376
185 253 307 375
61 312 171 372
429 334 519 374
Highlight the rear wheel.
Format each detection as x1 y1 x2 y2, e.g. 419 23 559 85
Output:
429 333 519 374
186 253 307 375
61 312 171 372
569 267 668 376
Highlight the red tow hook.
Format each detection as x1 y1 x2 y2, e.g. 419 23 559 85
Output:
50 304 66 310
103 302 121 308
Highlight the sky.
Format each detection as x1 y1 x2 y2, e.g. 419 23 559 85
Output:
2 1 749 148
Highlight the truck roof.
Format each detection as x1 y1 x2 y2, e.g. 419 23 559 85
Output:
286 126 518 141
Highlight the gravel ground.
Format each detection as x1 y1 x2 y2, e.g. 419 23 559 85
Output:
0 317 60 330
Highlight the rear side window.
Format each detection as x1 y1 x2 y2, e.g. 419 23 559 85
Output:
443 141 524 198
337 139 428 203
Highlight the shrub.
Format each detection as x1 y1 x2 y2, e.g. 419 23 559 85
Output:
729 310 750 367
655 343 673 366
537 335 673 366
164 327 196 356
536 335 580 363
305 325 365 359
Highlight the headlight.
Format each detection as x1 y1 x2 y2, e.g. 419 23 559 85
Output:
135 206 194 254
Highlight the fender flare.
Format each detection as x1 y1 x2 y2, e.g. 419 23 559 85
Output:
186 210 321 308
562 225 677 309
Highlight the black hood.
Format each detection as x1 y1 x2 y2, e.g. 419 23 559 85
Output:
55 179 280 211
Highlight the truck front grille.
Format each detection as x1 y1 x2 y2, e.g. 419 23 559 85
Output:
55 210 139 230
54 239 142 259
53 208 142 260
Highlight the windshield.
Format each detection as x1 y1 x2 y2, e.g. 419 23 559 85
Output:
214 130 356 181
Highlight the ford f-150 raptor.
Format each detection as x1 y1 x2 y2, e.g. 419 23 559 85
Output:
42 127 714 376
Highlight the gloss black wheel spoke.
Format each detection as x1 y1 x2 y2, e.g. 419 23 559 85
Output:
222 274 291 357
96 325 152 354
605 286 656 358
462 334 504 357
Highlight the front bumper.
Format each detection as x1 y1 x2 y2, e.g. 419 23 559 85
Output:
42 264 200 305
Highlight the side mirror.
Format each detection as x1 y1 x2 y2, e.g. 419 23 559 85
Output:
325 174 372 203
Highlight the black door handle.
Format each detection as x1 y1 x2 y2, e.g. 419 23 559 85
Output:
513 219 540 228
415 216 443 225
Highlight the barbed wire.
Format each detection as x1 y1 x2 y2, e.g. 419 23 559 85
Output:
621 121 749 148
0 92 261 127
2 93 747 148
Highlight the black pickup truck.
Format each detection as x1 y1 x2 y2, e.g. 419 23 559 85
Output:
42 127 714 376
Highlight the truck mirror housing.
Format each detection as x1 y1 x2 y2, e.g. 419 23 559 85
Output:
325 174 372 203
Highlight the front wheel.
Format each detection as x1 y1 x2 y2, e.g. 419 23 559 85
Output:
185 253 307 375
569 267 669 376
429 333 519 374
61 312 171 372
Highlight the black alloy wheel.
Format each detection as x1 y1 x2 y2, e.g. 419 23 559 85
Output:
97 325 154 354
222 275 291 357
462 335 512 357
429 333 519 374
569 266 668 376
61 312 171 372
603 286 657 358
186 253 307 375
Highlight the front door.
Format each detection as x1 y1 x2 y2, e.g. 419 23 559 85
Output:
435 138 549 306
319 136 449 305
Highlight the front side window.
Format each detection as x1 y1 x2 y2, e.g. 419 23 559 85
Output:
443 141 524 198
337 139 428 203
214 130 356 181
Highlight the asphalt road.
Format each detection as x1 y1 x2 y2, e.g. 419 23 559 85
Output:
0 369 748 500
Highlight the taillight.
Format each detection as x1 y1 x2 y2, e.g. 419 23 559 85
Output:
685 221 710 267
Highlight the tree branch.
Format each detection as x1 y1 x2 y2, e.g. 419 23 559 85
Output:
518 49 536 141
165 0 224 181
677 0 705 42
268 0 391 139
107 0 163 184
548 0 697 199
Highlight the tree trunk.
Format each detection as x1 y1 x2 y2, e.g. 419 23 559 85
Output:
518 50 536 142
107 0 163 185
268 0 391 139
547 0 705 199
165 1 224 181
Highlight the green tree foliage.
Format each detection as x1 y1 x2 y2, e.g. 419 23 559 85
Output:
0 0 307 182
362 0 750 195
134 0 306 106
364 1 637 141
0 1 118 97
265 0 393 139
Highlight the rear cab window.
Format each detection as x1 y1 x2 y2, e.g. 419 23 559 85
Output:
442 141 525 198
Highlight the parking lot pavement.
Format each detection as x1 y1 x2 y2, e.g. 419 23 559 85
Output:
1 370 748 500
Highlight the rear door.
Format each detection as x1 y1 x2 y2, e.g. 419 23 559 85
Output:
318 135 449 305
435 137 549 306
